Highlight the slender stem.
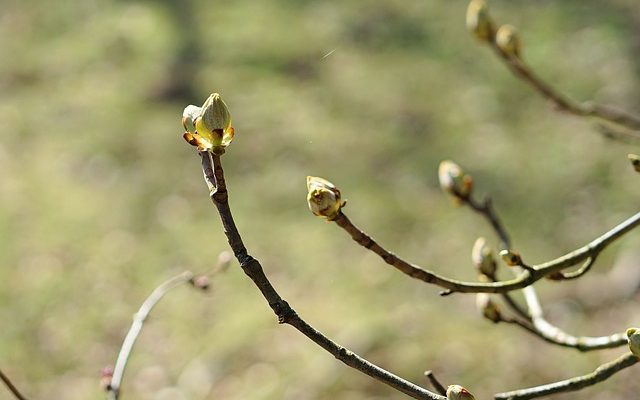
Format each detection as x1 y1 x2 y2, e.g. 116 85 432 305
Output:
424 370 447 396
0 369 28 400
494 353 639 400
200 153 444 400
332 211 640 294
489 43 640 134
107 271 196 400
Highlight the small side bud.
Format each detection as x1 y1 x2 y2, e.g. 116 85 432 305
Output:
438 160 473 200
100 366 114 392
191 275 210 291
627 328 640 357
496 24 522 58
182 93 235 153
447 384 476 400
216 250 233 272
306 176 345 220
629 154 640 173
466 0 494 42
476 293 501 323
471 237 497 277
499 249 521 266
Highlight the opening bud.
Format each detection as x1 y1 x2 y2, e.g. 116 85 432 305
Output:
476 293 501 323
438 160 473 200
496 24 522 58
471 237 497 277
182 93 235 153
447 384 476 400
627 328 640 357
499 249 522 266
466 0 494 42
629 154 640 173
306 176 345 220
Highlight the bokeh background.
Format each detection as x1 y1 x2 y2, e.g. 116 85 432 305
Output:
1 0 640 399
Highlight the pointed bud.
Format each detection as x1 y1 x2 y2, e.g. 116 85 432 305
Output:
439 160 473 199
499 249 521 266
476 293 501 323
447 384 476 400
496 24 522 58
629 154 640 173
466 0 494 42
627 328 640 357
472 237 497 277
182 93 235 153
307 176 345 220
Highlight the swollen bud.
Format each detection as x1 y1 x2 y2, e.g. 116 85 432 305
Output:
499 249 522 266
182 93 235 153
471 237 497 277
629 154 640 173
476 293 501 323
306 176 345 220
447 384 476 400
466 0 494 42
627 328 640 357
438 160 473 200
496 24 522 58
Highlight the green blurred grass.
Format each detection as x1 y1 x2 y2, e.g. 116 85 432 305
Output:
1 0 640 399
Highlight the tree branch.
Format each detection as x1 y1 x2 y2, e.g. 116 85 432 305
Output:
493 353 639 400
199 152 445 400
0 368 29 400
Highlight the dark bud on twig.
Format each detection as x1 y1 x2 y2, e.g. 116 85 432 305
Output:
192 275 210 291
100 366 114 392
499 249 522 266
628 154 640 173
471 237 497 277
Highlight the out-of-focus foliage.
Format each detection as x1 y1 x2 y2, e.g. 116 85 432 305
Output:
1 0 639 399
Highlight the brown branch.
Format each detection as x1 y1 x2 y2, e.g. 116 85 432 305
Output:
424 370 447 396
200 152 444 400
332 210 640 294
494 353 639 400
489 43 640 135
0 369 29 400
106 271 207 400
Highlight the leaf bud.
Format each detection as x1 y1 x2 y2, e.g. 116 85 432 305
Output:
629 154 640 173
306 176 345 221
447 384 476 400
438 160 473 200
476 293 501 323
466 0 494 42
499 249 522 266
182 93 235 153
471 237 497 277
627 328 640 357
496 24 522 58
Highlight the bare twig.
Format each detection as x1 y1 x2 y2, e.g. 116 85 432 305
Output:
494 353 639 400
332 210 640 294
424 370 447 396
199 152 445 400
107 271 202 400
0 368 29 400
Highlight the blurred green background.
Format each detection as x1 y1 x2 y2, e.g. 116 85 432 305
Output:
1 0 640 399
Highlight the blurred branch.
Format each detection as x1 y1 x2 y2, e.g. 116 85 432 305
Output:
488 41 640 137
424 370 447 396
106 270 209 400
494 353 639 400
199 152 445 400
332 210 640 294
0 368 28 400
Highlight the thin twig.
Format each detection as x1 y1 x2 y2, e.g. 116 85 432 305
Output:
424 370 447 396
494 353 639 400
0 368 29 400
489 43 640 135
107 271 198 400
200 153 444 400
332 210 640 294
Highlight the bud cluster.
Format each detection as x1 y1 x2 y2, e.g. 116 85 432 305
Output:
182 93 235 153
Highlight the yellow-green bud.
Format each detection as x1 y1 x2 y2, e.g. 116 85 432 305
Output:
438 160 473 199
447 385 476 400
472 237 497 277
496 24 522 58
629 154 640 173
476 293 501 323
627 328 640 357
306 176 345 220
182 93 235 153
466 0 494 42
499 249 521 266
